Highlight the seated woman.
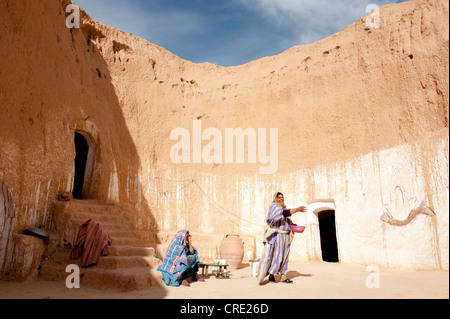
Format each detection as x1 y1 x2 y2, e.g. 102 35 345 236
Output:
157 230 204 287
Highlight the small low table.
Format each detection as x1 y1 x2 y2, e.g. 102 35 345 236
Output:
199 263 229 277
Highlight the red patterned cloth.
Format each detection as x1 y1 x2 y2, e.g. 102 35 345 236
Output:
70 219 112 267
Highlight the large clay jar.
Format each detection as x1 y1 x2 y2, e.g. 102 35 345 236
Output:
220 234 244 269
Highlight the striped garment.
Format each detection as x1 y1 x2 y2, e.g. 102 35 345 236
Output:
70 219 112 267
157 230 199 287
257 201 292 283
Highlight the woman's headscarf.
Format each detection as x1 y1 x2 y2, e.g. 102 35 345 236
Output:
271 192 294 243
273 192 286 208
157 230 198 287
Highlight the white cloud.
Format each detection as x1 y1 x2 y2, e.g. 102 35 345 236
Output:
72 0 403 66
235 0 400 44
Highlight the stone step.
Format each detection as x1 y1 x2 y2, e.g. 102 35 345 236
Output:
48 249 162 269
39 263 164 291
61 210 126 225
60 199 120 214
111 236 144 246
90 221 131 232
97 255 162 269
44 199 164 291
108 245 156 257
106 229 141 239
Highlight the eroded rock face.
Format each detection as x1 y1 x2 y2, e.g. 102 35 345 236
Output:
0 0 448 279
88 0 448 175
0 0 152 279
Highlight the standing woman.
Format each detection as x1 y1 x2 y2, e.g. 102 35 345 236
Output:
257 192 307 284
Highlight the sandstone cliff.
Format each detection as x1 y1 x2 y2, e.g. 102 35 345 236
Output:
0 0 448 279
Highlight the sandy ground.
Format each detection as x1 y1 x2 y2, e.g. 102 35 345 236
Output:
0 261 447 300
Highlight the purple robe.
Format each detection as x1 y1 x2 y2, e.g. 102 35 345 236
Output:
257 201 293 282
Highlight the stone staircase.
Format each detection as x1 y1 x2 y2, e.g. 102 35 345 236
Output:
38 199 164 291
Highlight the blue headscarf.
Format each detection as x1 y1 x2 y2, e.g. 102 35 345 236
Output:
157 230 199 287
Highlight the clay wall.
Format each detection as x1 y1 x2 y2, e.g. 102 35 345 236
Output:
0 0 155 279
0 0 448 280
87 0 448 269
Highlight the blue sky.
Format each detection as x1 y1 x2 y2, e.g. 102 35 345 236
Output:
74 0 405 67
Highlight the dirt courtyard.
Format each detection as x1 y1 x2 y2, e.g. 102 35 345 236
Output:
0 261 447 299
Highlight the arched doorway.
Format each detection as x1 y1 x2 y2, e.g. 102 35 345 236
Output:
73 132 89 199
307 200 340 263
72 120 100 200
318 210 339 262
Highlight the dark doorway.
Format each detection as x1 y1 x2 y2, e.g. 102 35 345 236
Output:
318 210 339 262
73 132 89 199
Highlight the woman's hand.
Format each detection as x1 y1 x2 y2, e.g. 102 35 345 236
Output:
293 206 307 214
186 234 194 254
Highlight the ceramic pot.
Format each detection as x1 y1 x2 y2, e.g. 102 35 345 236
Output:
220 234 244 269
